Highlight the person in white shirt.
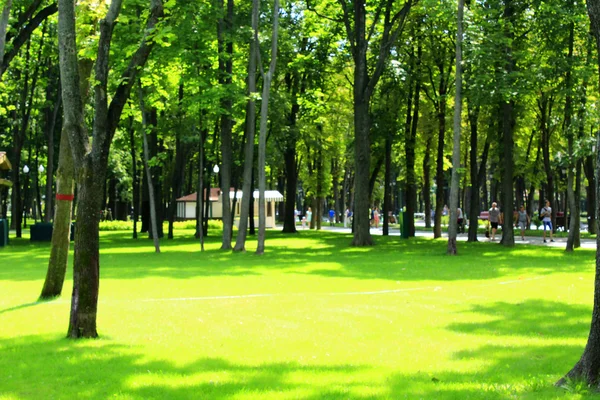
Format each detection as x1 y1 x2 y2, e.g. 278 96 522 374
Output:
540 200 554 243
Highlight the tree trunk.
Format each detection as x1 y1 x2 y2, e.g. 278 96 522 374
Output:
218 0 234 250
557 0 600 371
67 161 102 338
565 6 580 252
58 0 164 338
467 102 480 242
0 0 12 65
447 0 464 255
44 77 61 222
167 132 185 239
39 128 74 299
234 0 258 250
434 98 447 239
352 98 373 245
423 133 433 228
383 135 392 236
129 117 139 239
140 91 160 253
256 0 280 255
500 101 515 246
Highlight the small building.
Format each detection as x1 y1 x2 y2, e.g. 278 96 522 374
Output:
176 189 284 228
0 152 12 216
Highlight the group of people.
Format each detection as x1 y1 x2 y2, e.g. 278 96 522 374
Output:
487 200 554 242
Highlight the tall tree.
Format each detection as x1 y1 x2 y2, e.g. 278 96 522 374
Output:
218 0 234 250
233 0 259 252
331 0 415 246
256 0 280 255
447 0 464 255
57 0 164 338
558 0 600 385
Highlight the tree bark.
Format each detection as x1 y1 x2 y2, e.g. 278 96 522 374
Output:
234 0 259 251
557 0 600 371
0 0 12 65
423 133 433 228
256 0 280 255
447 0 464 255
217 0 234 250
565 6 580 252
58 0 164 338
39 127 74 299
467 102 480 242
128 117 139 239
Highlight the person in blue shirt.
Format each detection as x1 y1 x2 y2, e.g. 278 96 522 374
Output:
329 208 335 226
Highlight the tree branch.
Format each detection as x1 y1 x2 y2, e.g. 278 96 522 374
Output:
104 0 165 156
1 2 57 75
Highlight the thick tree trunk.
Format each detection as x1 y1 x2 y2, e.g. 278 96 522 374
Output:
352 98 373 245
40 128 74 299
447 0 464 255
67 162 102 338
500 101 515 246
59 0 163 338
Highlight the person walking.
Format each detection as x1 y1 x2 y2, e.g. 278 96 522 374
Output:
344 208 350 228
305 207 312 230
329 208 335 226
373 207 380 229
457 207 464 233
540 200 554 243
516 205 530 241
488 202 502 241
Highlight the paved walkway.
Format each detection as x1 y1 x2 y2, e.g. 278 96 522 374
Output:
317 225 597 249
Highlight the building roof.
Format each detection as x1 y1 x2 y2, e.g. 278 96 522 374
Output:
177 189 284 202
177 188 221 202
0 152 11 171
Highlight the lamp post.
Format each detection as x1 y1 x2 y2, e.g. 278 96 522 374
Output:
213 164 219 189
22 165 30 227
38 164 44 221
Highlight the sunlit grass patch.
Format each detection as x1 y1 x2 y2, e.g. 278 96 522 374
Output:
0 229 597 399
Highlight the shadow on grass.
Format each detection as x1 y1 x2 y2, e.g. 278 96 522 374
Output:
0 230 595 283
447 299 591 339
0 332 587 399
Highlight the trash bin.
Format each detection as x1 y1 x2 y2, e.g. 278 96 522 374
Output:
0 219 7 246
400 211 410 239
30 222 53 241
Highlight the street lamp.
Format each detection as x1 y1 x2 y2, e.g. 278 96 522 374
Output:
213 164 219 174
22 165 30 226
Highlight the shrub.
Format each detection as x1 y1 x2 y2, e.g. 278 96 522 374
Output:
99 220 133 231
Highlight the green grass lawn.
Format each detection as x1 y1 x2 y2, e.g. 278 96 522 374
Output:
0 229 597 399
